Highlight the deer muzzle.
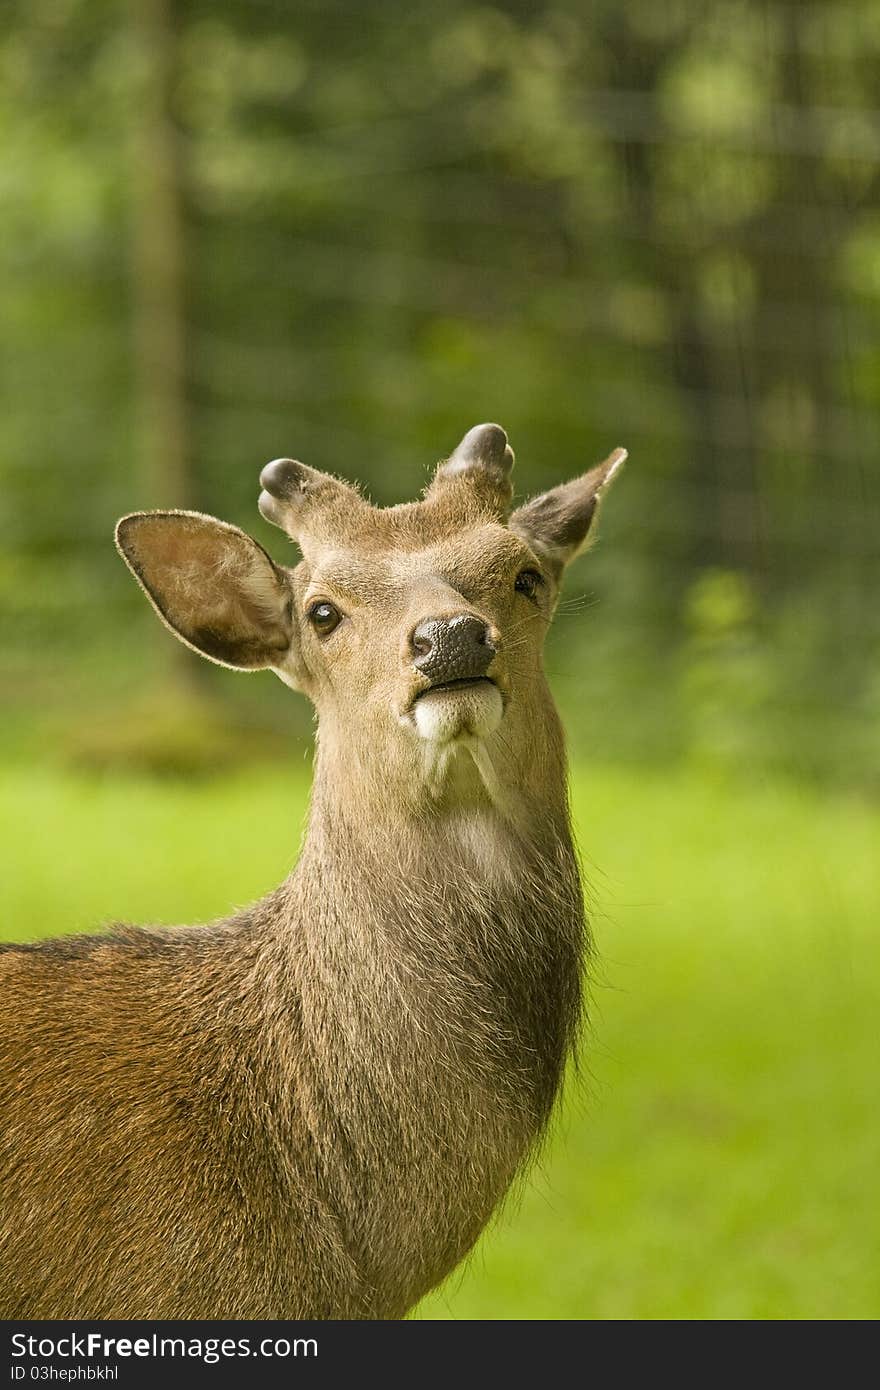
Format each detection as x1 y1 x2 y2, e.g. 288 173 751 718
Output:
410 615 496 692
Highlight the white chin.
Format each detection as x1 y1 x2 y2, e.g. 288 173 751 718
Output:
411 683 504 744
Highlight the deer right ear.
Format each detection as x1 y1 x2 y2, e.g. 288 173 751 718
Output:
116 511 298 674
509 448 627 575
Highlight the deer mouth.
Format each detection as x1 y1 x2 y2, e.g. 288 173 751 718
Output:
413 676 497 701
407 676 504 743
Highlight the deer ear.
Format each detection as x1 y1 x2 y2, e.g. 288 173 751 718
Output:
509 448 627 573
116 511 295 671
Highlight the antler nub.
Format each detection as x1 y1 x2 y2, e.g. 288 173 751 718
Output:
258 458 311 529
428 423 515 512
258 458 368 543
445 423 514 479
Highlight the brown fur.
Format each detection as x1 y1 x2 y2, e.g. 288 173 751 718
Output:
0 427 625 1319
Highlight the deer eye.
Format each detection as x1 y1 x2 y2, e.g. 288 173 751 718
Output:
307 601 343 636
514 568 543 600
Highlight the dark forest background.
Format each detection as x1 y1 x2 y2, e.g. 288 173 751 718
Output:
2 0 878 783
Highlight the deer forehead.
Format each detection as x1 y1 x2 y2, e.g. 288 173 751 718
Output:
301 526 533 607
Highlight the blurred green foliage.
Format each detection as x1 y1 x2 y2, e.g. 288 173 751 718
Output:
2 761 877 1318
0 0 878 783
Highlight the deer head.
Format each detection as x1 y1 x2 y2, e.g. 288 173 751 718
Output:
116 425 625 805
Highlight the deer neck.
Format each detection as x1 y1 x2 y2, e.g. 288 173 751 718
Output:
266 702 585 1314
289 693 584 1081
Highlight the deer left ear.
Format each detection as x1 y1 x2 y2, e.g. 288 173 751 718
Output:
509 447 627 573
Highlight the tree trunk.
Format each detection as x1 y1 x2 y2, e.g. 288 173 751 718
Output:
132 0 189 512
131 0 197 695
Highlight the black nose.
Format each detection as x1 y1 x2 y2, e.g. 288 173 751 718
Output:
410 614 495 684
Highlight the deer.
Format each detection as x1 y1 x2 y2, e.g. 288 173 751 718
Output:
0 424 625 1320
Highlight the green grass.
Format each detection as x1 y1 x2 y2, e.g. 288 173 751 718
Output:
1 760 877 1319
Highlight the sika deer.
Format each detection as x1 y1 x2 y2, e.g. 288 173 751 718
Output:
0 425 625 1319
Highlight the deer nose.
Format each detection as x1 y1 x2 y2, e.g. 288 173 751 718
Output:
410 615 495 684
